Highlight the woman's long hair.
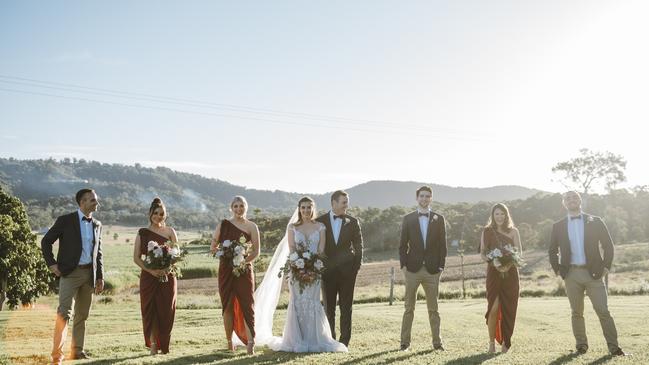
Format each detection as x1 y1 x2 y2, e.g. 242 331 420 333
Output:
294 196 316 226
485 203 514 233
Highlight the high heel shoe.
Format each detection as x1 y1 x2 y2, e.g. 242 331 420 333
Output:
246 341 255 355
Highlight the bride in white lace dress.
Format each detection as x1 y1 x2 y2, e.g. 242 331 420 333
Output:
254 196 347 353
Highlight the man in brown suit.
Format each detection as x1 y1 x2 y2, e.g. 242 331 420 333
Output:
549 191 625 356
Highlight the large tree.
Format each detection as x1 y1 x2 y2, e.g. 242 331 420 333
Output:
0 188 54 310
552 148 627 195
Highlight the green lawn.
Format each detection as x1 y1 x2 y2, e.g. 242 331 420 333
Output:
1 296 647 364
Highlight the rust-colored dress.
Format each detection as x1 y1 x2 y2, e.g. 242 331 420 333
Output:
138 228 177 354
218 219 255 344
483 228 519 348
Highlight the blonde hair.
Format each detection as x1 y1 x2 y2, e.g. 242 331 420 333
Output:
230 195 249 217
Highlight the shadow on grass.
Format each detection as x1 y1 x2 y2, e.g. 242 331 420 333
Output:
153 347 311 365
444 352 501 365
336 349 395 365
547 351 581 365
589 354 615 365
85 353 149 365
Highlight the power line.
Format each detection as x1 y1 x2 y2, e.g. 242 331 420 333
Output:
0 74 488 138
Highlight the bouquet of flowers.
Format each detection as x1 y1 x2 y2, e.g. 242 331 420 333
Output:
145 241 188 282
485 244 525 277
214 234 252 277
278 239 326 294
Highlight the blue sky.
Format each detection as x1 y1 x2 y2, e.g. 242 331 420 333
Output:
1 1 647 194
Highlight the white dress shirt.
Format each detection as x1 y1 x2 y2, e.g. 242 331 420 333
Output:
418 209 431 248
329 210 343 244
77 209 94 265
567 214 586 265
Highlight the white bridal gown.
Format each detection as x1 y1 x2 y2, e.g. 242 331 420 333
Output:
267 224 348 352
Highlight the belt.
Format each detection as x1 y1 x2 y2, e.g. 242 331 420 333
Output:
77 263 92 269
570 264 588 268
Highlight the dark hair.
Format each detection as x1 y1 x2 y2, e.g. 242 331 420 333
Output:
330 190 348 203
75 188 95 205
416 185 433 197
295 196 316 226
148 197 167 225
485 203 514 233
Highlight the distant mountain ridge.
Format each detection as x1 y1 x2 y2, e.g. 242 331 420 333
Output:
0 158 544 210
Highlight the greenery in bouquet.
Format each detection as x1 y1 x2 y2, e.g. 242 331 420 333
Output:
278 240 325 294
214 234 252 277
145 240 188 282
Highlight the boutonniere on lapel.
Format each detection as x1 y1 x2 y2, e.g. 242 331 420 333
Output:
343 217 350 225
431 214 439 222
587 216 594 224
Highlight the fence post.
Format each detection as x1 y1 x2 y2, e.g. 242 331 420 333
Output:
389 267 395 305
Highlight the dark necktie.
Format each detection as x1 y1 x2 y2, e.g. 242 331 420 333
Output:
82 216 92 223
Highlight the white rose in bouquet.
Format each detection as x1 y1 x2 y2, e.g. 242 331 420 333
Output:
302 251 312 260
289 252 299 262
234 245 244 255
216 251 224 257
222 240 232 248
153 246 163 258
170 247 180 257
233 254 244 266
493 258 501 267
147 241 158 251
295 258 305 269
314 259 323 270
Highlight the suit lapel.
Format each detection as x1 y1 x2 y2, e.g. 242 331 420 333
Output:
72 212 82 247
412 213 425 249
582 213 592 252
425 213 436 250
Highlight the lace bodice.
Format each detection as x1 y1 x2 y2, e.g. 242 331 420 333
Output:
291 223 325 252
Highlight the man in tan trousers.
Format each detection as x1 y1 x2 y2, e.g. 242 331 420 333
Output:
41 189 104 364
549 191 625 356
398 185 447 351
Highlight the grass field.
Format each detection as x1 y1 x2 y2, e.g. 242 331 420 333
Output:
1 296 647 364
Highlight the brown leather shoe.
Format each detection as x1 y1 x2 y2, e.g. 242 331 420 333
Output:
611 347 626 356
576 345 588 355
434 344 445 351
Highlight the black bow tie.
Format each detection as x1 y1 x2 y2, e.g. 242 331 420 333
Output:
333 214 344 220
570 215 582 221
82 216 92 223
418 212 429 218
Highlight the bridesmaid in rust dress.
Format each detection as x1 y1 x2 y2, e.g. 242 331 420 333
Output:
480 203 523 353
133 198 178 355
210 195 260 355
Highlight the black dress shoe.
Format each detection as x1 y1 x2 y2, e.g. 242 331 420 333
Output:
399 344 410 352
433 344 445 351
611 347 626 356
576 346 588 355
72 351 91 360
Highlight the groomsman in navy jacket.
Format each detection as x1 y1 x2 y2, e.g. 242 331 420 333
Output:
41 189 104 364
399 185 447 352
549 191 625 356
